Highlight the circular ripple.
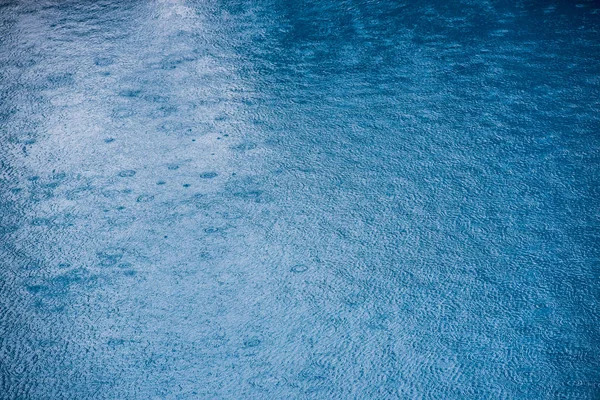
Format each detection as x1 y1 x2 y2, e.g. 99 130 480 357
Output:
65 187 92 200
291 264 308 273
118 170 136 177
243 338 261 348
232 142 257 151
136 195 154 203
96 248 125 267
199 172 218 179
248 373 286 390
112 108 134 118
94 57 114 66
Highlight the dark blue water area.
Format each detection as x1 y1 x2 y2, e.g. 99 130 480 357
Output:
1 0 599 398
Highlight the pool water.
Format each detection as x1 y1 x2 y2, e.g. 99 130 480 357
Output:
1 0 599 398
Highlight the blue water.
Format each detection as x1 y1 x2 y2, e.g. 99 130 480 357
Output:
1 0 599 398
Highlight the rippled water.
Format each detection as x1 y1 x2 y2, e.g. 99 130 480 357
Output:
1 0 599 398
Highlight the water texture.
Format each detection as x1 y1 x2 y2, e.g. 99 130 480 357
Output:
1 0 599 398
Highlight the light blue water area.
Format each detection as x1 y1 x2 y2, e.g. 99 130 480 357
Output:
1 0 599 398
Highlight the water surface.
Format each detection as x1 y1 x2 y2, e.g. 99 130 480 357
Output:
1 0 599 398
